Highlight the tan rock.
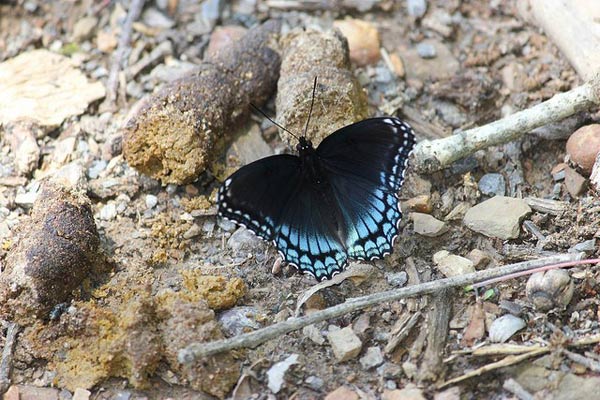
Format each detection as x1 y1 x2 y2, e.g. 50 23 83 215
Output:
334 18 381 66
566 124 600 175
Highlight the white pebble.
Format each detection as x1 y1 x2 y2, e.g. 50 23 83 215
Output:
145 194 158 209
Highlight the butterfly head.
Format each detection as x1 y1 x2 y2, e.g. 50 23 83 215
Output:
297 137 314 154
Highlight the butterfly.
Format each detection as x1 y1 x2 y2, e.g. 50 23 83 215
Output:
218 83 416 281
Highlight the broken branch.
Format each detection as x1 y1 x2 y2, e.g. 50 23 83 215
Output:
412 74 600 173
178 253 588 362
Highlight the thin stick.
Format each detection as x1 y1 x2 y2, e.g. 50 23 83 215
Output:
303 77 318 138
471 258 600 289
178 253 587 362
0 323 20 395
106 0 146 107
412 73 600 173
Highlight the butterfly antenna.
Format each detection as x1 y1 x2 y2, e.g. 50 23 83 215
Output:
249 103 299 140
303 76 318 138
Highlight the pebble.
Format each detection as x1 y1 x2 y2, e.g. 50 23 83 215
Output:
305 376 324 390
478 173 506 197
489 314 526 343
53 161 87 189
402 195 432 214
145 194 158 209
142 7 175 28
302 324 325 345
325 386 359 400
327 326 363 362
406 0 427 18
218 306 261 336
87 159 107 179
15 190 38 207
551 163 567 181
99 202 117 220
434 101 466 128
526 269 574 311
416 42 437 58
566 124 600 174
218 219 236 232
386 271 408 287
73 388 91 400
463 196 531 239
266 354 299 394
4 385 61 400
206 25 248 59
564 166 587 197
182 224 202 239
333 18 381 66
411 212 448 237
227 227 263 253
467 249 491 268
72 16 98 42
433 250 475 277
7 121 40 176
383 386 427 400
359 346 384 369
569 238 596 253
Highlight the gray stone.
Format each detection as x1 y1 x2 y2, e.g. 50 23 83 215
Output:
569 238 596 253
489 314 526 343
360 346 384 369
227 227 263 252
433 250 475 277
145 194 158 209
406 0 427 17
411 212 448 237
478 173 506 197
386 271 408 287
463 196 531 239
142 7 175 28
327 327 362 362
218 306 261 336
416 42 437 58
99 202 117 220
434 100 466 128
305 376 324 390
303 324 325 345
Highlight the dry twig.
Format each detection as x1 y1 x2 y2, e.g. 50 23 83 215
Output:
178 253 587 363
412 74 600 173
0 323 20 394
106 0 146 107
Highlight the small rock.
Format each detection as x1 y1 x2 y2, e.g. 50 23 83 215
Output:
305 376 324 390
389 52 405 78
383 385 427 400
406 0 427 18
327 326 363 362
467 249 491 268
87 159 107 179
463 196 531 239
142 7 175 28
218 306 261 336
386 271 408 287
566 124 600 175
411 212 448 237
526 270 574 311
416 42 437 58
434 101 466 128
325 386 359 400
551 163 567 181
433 250 475 277
564 166 587 197
72 16 98 42
402 195 432 213
401 40 459 81
445 202 470 221
352 313 371 335
4 385 60 400
99 202 117 220
15 190 38 207
333 19 381 66
360 346 384 369
478 173 506 197
489 314 526 343
145 194 158 209
302 324 325 345
227 227 263 253
422 8 454 37
73 388 91 400
266 354 299 394
96 30 118 53
183 224 202 239
569 238 596 253
206 25 248 59
6 120 40 176
501 62 527 92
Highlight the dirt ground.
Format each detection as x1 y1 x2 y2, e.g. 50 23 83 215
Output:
0 0 599 399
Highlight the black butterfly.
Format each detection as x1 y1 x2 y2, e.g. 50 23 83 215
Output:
218 85 415 281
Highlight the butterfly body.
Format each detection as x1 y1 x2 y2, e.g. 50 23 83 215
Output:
218 117 416 281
